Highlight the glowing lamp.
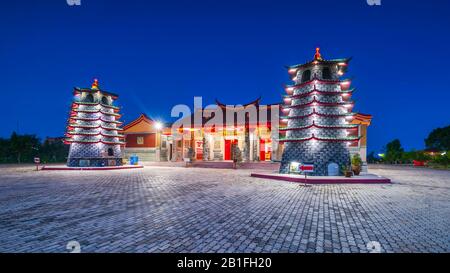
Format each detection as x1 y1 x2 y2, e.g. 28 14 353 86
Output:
154 122 163 130
290 161 300 168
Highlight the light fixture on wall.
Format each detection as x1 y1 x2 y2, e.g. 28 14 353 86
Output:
154 122 163 130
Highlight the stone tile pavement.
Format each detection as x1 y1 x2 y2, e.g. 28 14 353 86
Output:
0 164 448 253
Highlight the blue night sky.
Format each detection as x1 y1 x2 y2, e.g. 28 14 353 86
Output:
1 0 449 153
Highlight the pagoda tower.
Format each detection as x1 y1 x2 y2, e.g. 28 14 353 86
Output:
279 48 359 176
65 79 125 167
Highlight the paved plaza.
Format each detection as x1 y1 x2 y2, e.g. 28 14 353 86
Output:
0 164 448 253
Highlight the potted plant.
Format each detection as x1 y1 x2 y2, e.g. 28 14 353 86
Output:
341 164 353 178
351 154 363 176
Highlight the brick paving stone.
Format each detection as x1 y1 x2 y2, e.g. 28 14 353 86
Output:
0 164 448 253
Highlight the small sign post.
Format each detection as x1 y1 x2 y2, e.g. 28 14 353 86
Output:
34 157 40 171
300 163 314 182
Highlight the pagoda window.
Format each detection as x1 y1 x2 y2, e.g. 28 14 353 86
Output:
84 94 94 103
301 70 311 83
322 67 332 80
107 148 114 156
101 96 110 105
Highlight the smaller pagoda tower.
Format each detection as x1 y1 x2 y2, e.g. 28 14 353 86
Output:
65 79 125 167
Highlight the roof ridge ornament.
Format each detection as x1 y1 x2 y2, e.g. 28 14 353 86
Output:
91 78 99 90
314 47 323 61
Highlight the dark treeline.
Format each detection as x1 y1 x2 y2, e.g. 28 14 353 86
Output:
0 132 68 164
368 125 450 168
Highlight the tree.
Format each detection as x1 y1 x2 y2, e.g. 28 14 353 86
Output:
9 132 40 163
425 125 450 151
0 137 12 163
385 139 404 164
367 151 377 163
40 139 69 163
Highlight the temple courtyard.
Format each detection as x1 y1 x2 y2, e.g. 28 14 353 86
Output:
0 164 448 253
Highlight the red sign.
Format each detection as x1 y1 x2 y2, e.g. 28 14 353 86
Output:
34 157 40 164
300 164 314 173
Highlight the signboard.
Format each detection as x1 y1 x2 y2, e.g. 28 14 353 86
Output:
34 157 40 171
300 164 314 173
289 162 314 174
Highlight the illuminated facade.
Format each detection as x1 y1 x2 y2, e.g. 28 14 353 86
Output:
174 98 281 162
122 114 172 162
65 80 125 167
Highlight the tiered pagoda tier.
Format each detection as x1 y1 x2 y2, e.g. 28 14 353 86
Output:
279 48 360 175
65 79 125 167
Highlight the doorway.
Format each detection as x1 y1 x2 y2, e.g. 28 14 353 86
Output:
224 139 238 160
259 139 272 161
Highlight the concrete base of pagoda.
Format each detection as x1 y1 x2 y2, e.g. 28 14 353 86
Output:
67 157 123 167
279 141 350 176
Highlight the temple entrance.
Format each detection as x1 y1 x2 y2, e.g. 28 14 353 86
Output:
195 141 203 160
224 139 238 160
260 139 272 161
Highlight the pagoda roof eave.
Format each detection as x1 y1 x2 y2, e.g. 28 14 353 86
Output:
278 135 360 143
74 87 119 98
280 111 356 119
286 78 352 89
283 88 355 99
287 57 352 70
279 123 358 131
282 99 354 109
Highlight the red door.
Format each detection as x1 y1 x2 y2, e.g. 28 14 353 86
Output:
260 139 266 161
224 139 238 160
224 140 231 160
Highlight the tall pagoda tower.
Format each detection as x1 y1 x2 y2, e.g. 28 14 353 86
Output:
65 79 125 167
279 48 359 176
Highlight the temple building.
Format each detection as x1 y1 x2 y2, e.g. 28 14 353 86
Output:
121 49 372 169
279 48 368 175
123 104 371 166
173 98 281 162
122 114 172 161
65 79 125 167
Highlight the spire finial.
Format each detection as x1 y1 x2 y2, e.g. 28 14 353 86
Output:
314 47 323 61
91 78 99 90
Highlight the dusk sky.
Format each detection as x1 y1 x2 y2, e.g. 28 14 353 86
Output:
1 0 449 153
